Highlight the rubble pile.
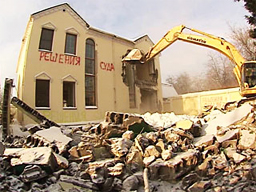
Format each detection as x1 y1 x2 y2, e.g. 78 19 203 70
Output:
1 104 256 191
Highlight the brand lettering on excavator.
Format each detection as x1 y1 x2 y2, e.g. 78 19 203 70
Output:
187 36 206 44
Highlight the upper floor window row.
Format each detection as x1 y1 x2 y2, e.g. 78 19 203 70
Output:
39 28 77 55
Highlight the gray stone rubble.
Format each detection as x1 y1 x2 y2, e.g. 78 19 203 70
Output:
1 104 256 191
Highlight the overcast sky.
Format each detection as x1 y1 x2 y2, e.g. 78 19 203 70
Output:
0 0 249 90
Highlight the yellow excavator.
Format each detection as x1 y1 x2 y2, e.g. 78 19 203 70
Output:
122 25 256 107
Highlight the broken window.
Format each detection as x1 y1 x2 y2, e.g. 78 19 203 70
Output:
35 79 50 107
65 33 77 55
39 28 54 51
85 38 96 107
63 81 76 107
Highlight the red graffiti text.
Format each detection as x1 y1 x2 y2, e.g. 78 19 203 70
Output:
100 62 115 71
39 51 80 66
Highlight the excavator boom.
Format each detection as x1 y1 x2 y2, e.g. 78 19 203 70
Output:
122 25 256 98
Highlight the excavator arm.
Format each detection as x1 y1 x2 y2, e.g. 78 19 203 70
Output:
123 25 256 97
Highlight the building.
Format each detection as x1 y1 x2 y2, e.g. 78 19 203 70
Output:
163 87 241 115
16 3 163 125
162 83 178 99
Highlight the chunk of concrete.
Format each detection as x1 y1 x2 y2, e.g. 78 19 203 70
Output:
238 130 256 150
194 134 216 149
122 175 140 192
86 159 120 179
161 149 172 161
176 119 193 130
217 129 239 144
145 132 159 144
187 180 212 192
164 131 180 143
122 130 134 140
4 147 57 171
197 157 212 175
224 147 246 164
144 145 160 158
148 149 200 181
221 139 237 148
211 152 228 170
107 138 133 157
204 103 252 136
19 164 48 183
32 126 72 153
53 152 69 169
126 146 143 166
181 172 201 190
176 119 201 137
107 162 124 176
156 139 165 151
143 156 156 167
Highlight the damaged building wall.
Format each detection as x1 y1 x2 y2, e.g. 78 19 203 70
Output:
16 3 163 125
164 87 242 115
122 36 163 114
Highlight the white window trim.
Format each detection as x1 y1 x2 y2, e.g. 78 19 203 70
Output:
63 106 77 110
42 22 57 30
35 107 51 110
85 106 98 109
65 27 79 36
62 74 78 84
34 72 52 82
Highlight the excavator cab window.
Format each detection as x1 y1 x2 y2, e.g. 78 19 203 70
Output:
243 62 256 88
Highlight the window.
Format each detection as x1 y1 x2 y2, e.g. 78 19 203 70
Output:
65 33 77 54
39 28 54 51
63 81 76 107
85 39 96 107
36 79 50 107
85 76 95 106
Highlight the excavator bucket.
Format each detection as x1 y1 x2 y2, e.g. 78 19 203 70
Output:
122 49 144 63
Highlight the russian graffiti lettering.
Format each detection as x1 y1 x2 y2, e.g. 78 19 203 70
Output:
39 51 80 66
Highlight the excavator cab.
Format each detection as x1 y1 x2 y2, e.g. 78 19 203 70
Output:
241 61 256 97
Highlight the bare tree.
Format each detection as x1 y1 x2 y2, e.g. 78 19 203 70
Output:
166 72 193 94
190 73 208 92
204 53 238 90
229 25 256 60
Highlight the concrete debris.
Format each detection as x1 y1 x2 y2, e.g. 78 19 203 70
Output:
204 103 252 135
27 126 73 154
19 164 48 183
238 129 256 150
2 103 256 191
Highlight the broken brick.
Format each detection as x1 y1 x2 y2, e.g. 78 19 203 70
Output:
238 130 256 150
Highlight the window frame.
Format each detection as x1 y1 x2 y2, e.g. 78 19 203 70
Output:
35 79 50 109
85 38 97 108
65 33 77 55
39 28 54 51
63 81 76 109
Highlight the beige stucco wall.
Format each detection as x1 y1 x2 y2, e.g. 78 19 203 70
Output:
16 4 163 125
163 87 242 115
